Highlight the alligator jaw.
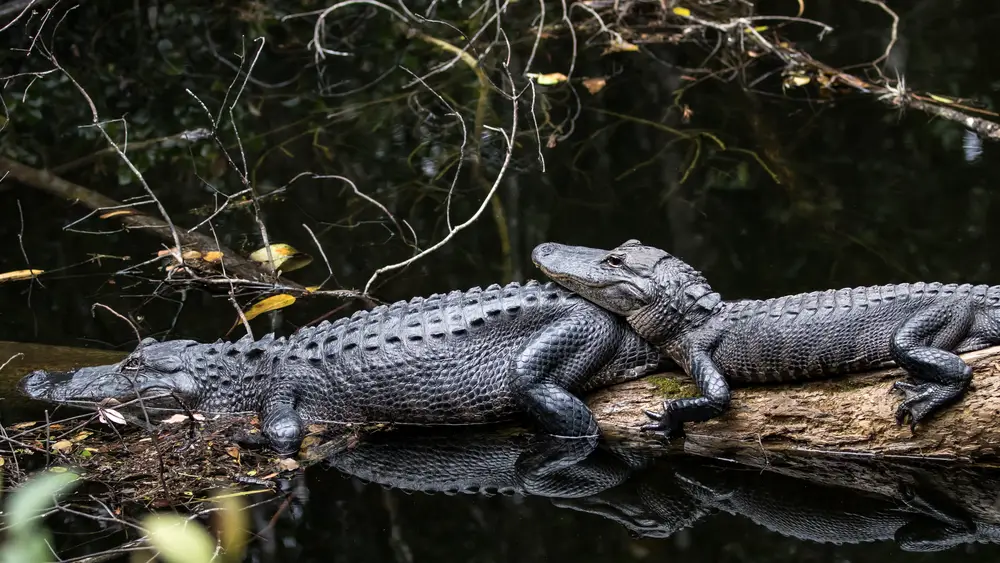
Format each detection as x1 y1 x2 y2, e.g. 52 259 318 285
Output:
17 363 190 409
531 241 654 317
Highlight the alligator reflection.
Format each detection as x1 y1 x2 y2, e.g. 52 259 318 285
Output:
318 427 1000 552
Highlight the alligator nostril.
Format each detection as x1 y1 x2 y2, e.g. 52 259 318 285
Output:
533 243 553 259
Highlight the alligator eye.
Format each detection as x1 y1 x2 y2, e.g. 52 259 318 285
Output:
604 255 624 268
121 356 142 372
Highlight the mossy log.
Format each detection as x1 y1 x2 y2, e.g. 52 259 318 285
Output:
587 346 1000 463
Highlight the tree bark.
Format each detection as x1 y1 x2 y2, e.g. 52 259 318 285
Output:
587 345 1000 463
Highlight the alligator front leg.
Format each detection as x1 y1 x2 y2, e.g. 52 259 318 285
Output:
260 393 305 456
511 310 623 437
889 302 975 428
642 351 730 438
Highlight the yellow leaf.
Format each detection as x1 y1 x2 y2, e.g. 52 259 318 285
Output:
249 244 312 273
672 6 691 16
582 77 607 94
929 94 954 104
99 209 137 219
241 294 296 323
212 491 249 562
249 243 299 261
204 251 224 263
532 72 568 85
52 440 73 453
0 269 43 282
0 456 4 467
181 250 203 260
142 514 216 563
305 285 321 293
10 421 38 430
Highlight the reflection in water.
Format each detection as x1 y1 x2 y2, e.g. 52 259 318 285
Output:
298 428 1000 558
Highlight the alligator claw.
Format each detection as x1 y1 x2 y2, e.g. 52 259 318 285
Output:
892 381 939 429
639 405 684 439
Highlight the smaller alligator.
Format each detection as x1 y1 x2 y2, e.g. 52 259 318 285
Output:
532 239 1000 437
19 281 667 455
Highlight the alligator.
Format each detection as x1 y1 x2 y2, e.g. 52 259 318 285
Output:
532 239 1000 437
18 280 667 455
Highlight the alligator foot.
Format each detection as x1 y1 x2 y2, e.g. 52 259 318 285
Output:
640 404 685 439
231 429 271 450
891 380 966 429
894 481 976 552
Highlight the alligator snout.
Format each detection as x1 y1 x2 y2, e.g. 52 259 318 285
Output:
531 242 557 265
19 369 61 399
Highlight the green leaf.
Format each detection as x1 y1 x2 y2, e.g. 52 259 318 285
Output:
142 514 217 563
5 470 79 534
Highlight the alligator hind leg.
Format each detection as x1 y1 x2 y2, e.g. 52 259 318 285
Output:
511 310 624 438
890 302 975 428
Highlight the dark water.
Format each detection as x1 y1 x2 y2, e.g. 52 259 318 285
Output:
2 0 1000 561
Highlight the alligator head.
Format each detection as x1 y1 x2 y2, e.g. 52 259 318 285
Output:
531 240 722 345
19 336 273 414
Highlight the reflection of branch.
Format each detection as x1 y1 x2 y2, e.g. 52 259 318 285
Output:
673 11 1000 142
49 128 211 175
363 61 519 294
858 0 899 68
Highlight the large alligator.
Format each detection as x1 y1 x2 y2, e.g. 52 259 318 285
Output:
532 239 1000 437
18 280 667 455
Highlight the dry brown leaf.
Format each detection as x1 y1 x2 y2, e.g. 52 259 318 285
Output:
10 421 38 430
278 458 300 471
602 38 640 55
181 250 203 260
0 269 43 283
582 77 607 94
226 446 241 460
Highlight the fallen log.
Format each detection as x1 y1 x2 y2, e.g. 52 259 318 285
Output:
588 345 1000 463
